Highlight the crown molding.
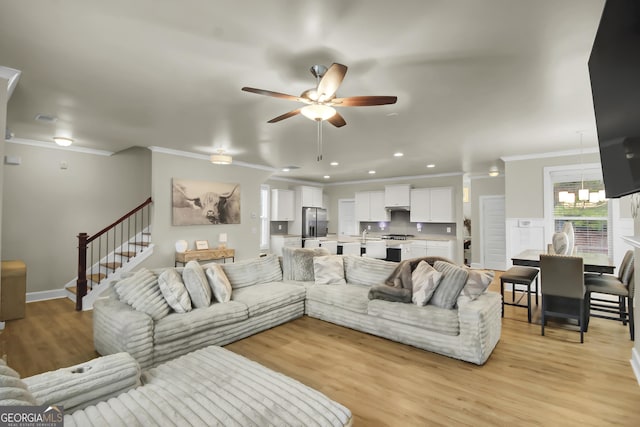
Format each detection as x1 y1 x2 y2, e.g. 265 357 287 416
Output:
501 147 599 162
323 171 464 187
5 137 114 156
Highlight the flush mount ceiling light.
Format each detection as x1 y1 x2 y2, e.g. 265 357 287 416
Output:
210 149 232 165
489 166 500 177
53 136 73 147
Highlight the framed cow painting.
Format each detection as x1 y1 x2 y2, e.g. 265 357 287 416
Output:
172 179 241 225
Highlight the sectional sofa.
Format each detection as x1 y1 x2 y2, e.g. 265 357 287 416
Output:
93 249 502 367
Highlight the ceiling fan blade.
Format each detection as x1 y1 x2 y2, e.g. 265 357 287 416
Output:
331 96 398 107
327 112 347 128
267 108 302 123
242 87 301 102
316 63 347 101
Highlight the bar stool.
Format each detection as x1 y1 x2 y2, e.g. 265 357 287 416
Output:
500 266 539 323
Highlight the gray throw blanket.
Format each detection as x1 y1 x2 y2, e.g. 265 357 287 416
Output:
368 256 455 303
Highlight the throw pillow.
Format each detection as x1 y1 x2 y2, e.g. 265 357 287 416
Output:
220 254 283 289
205 264 233 302
0 360 37 405
313 255 346 285
552 232 569 255
344 256 397 287
182 261 212 308
430 261 469 309
158 268 192 313
462 268 495 300
113 268 171 320
282 247 330 281
411 261 443 306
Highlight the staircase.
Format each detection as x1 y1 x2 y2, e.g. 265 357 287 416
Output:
67 198 153 311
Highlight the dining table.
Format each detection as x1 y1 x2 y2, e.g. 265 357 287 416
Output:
511 249 615 274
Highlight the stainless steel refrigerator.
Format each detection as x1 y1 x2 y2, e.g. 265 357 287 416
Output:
302 207 328 238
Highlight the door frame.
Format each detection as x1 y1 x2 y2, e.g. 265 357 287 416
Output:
479 195 506 270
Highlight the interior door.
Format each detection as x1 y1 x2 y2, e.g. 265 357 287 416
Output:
480 195 506 270
338 199 356 237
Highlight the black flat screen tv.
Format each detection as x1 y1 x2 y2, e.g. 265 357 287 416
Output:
588 0 640 198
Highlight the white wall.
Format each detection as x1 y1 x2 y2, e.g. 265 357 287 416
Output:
141 150 272 268
1 145 150 293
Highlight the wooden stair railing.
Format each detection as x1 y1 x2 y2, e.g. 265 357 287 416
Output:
76 197 152 311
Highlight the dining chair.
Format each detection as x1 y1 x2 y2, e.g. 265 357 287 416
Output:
584 250 635 340
319 240 338 254
304 239 320 248
341 242 361 256
540 254 586 343
363 240 387 259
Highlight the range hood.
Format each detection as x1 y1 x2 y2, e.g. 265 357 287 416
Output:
386 205 410 211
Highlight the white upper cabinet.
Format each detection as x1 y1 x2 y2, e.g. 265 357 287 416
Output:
271 189 295 221
299 186 323 208
355 191 390 222
384 184 411 207
410 187 454 222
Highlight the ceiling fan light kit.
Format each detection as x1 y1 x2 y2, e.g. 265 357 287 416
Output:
301 104 336 121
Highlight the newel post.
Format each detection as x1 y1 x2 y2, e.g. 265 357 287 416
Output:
76 232 89 311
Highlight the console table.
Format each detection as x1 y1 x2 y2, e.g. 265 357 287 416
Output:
175 248 235 267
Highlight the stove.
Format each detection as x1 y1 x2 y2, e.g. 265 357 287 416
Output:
380 234 415 240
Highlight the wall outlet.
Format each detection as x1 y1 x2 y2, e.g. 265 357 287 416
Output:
278 224 282 230
367 225 371 230
446 227 452 233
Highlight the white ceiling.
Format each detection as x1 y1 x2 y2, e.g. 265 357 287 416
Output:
0 0 605 182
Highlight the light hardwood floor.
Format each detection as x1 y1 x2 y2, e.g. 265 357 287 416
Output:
3 278 640 426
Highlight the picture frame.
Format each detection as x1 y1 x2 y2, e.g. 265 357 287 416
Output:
195 240 209 250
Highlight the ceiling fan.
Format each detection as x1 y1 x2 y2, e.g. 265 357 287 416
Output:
241 63 397 128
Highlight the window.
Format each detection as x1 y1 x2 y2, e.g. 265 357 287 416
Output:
549 167 609 255
260 184 270 250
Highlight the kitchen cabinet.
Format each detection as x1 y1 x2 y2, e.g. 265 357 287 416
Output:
410 187 454 222
385 184 411 207
355 191 390 222
298 186 323 208
271 189 294 221
270 235 302 256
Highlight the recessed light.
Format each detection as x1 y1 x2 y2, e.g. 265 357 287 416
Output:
386 112 398 117
330 162 339 166
368 170 376 174
394 152 403 157
324 175 330 179
426 164 435 168
282 168 290 172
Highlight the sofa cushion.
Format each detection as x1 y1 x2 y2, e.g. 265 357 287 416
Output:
158 268 192 313
306 284 371 314
462 268 495 301
367 299 460 336
344 255 397 287
412 261 443 306
430 261 469 309
205 264 233 303
283 247 330 281
113 268 171 320
182 261 212 308
314 255 346 285
154 301 248 344
231 282 306 317
0 359 37 405
220 254 282 289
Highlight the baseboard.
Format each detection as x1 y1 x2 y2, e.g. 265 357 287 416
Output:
26 289 67 303
631 347 640 386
